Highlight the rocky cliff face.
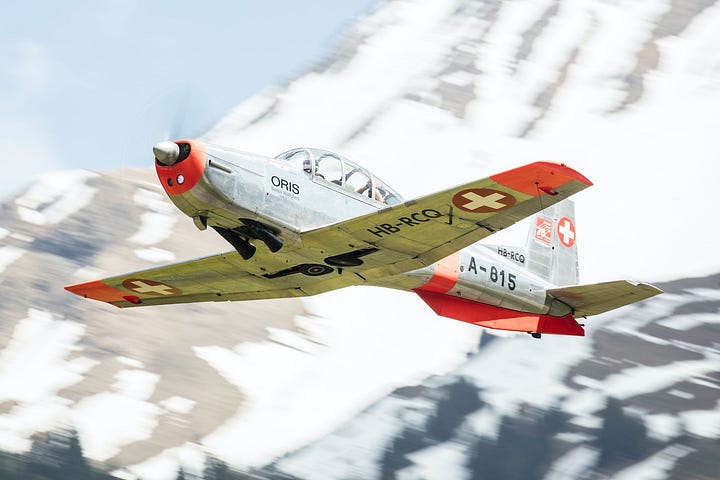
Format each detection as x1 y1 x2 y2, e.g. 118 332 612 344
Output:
1 0 719 478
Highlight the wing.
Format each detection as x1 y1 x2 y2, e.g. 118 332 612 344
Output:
66 161 592 308
300 161 593 279
65 251 360 308
547 280 663 317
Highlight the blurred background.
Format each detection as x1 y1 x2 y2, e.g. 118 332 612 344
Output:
1 0 719 479
0 0 374 197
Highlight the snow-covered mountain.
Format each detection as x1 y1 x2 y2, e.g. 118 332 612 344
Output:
207 0 720 284
269 274 720 479
1 0 719 479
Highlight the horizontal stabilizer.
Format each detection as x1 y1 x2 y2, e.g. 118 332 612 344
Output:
415 289 585 336
548 281 663 317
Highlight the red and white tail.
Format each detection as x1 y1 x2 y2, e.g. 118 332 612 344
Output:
525 200 579 286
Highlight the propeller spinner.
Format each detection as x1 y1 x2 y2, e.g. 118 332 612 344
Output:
153 141 181 165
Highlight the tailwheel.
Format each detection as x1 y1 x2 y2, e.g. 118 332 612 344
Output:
530 332 542 339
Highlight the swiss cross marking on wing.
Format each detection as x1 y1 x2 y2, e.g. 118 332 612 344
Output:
452 188 516 213
122 278 182 296
557 217 576 247
535 217 553 245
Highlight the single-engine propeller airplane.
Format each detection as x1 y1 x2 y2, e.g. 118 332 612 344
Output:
66 140 661 337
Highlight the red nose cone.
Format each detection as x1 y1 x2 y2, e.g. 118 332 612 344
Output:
155 140 206 195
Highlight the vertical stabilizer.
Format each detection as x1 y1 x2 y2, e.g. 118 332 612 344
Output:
525 200 579 286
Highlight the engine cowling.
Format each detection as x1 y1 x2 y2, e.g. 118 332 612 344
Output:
154 140 206 196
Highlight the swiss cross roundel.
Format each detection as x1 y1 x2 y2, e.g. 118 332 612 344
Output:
451 188 516 213
557 217 576 248
122 278 182 296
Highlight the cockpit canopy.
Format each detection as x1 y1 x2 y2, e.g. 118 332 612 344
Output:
275 148 403 205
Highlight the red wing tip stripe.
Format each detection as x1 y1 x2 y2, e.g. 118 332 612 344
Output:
491 161 592 196
534 161 593 186
65 280 128 304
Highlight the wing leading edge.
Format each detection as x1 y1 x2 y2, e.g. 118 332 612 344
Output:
64 250 363 308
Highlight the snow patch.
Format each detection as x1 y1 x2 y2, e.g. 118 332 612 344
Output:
0 246 26 275
568 415 602 430
458 334 593 415
466 407 501 439
72 369 161 461
689 377 720 390
159 396 196 415
127 188 177 247
0 309 95 452
609 444 694 480
0 309 90 404
685 287 720 301
681 401 720 439
134 247 176 263
645 414 682 442
15 170 98 226
399 442 469 480
113 369 159 400
266 327 319 353
276 396 423 480
71 266 104 281
196 287 479 467
0 399 72 452
565 355 720 417
657 313 720 330
544 445 599 480
9 232 33 242
667 389 694 400
120 442 207 480
117 356 145 368
555 432 594 444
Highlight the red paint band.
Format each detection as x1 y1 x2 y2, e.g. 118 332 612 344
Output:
415 289 584 336
64 280 127 306
490 161 592 196
418 252 460 294
156 139 207 196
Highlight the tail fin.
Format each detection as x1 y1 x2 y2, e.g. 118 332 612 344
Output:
525 200 579 286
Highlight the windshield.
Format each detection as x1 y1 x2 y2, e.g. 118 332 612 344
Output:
275 148 403 205
275 148 312 174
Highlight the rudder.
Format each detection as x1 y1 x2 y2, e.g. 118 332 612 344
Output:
525 199 579 286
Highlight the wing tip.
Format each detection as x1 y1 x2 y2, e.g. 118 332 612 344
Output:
491 161 593 196
537 161 593 186
64 279 127 307
637 282 664 297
